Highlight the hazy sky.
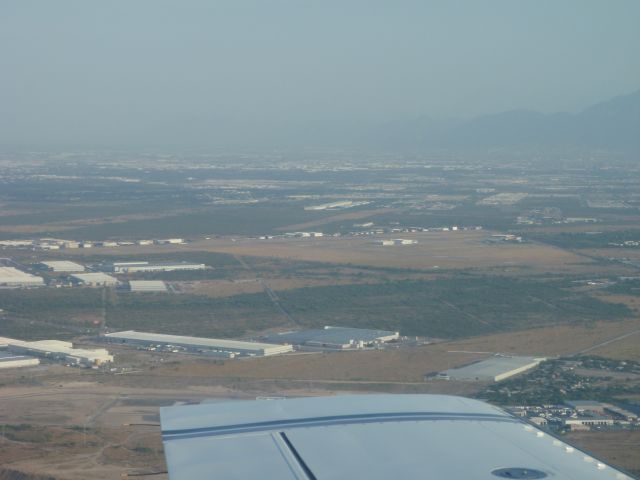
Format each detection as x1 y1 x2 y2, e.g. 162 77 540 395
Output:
1 0 639 149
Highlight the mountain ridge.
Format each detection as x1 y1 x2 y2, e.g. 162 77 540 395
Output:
371 89 640 152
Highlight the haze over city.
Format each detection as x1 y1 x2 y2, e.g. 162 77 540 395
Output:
1 2 640 479
2 0 639 150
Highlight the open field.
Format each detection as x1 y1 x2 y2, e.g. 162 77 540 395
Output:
184 232 602 273
581 331 640 360
0 380 232 480
183 276 380 297
442 318 640 358
588 248 640 259
51 231 613 274
565 431 640 477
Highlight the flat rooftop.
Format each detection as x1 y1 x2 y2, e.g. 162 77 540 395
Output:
104 330 291 353
264 326 399 345
565 400 604 408
71 272 118 283
440 355 543 380
110 261 204 266
39 260 85 271
129 280 168 291
0 266 44 284
0 352 38 362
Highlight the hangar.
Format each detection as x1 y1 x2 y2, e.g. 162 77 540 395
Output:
71 272 119 286
0 351 40 369
128 280 168 292
0 267 45 287
38 260 85 272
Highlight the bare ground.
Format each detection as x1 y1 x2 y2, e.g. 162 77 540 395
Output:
565 430 640 476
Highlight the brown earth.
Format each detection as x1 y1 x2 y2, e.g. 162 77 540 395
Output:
565 430 640 476
55 231 597 273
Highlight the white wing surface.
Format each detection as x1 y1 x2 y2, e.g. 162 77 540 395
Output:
160 394 635 480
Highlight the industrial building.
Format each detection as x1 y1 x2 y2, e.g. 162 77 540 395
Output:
436 355 544 382
379 239 418 246
263 326 400 349
103 330 293 357
70 272 119 286
128 280 168 292
0 240 34 248
0 351 40 369
565 400 638 422
101 261 206 273
563 415 615 431
156 238 185 244
38 260 85 272
0 337 113 367
565 400 606 414
0 266 45 287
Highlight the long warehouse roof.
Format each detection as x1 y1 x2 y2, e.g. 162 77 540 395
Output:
104 330 290 352
0 266 44 283
265 326 398 345
441 355 543 380
39 260 85 271
71 272 118 283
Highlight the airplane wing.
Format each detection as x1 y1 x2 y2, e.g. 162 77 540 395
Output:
159 394 634 480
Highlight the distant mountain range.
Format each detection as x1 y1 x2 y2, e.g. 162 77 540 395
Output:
372 89 640 153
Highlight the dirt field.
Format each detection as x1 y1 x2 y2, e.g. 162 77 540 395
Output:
148 347 488 383
188 233 597 272
0 379 244 480
581 331 640 360
0 208 206 235
565 430 640 476
183 276 381 297
58 231 607 274
442 318 640 358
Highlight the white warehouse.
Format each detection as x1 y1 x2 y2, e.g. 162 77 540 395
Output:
128 280 168 292
0 337 113 367
436 355 545 382
103 330 293 357
71 272 119 286
38 260 85 272
0 352 40 369
0 267 45 287
102 261 206 273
